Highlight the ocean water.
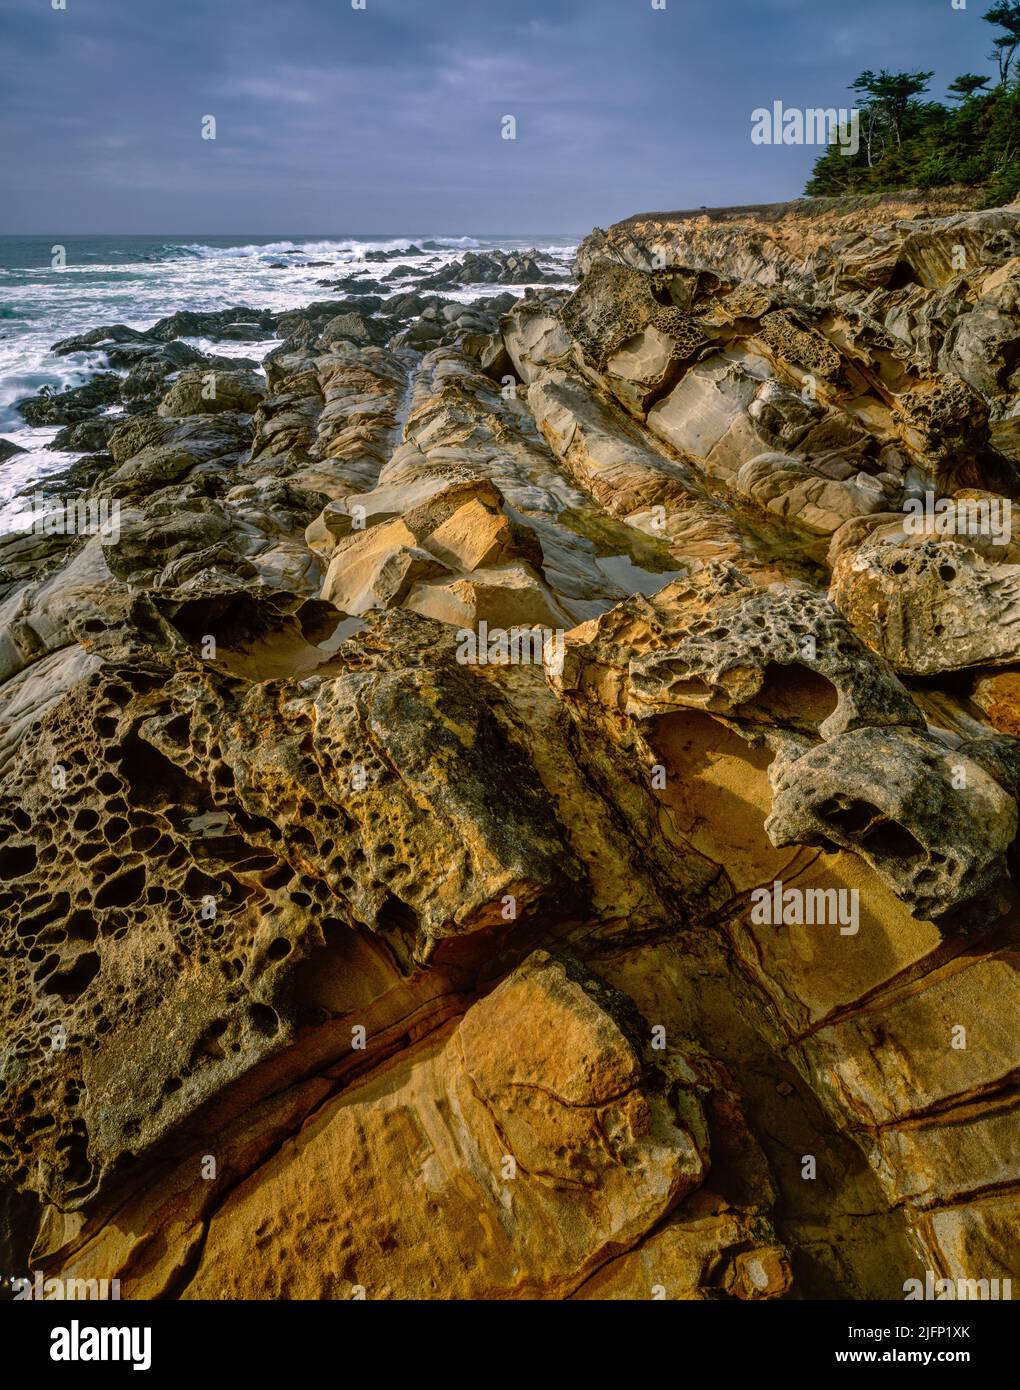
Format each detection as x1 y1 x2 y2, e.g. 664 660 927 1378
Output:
0 233 577 522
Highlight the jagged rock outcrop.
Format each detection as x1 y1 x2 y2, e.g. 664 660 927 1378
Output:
3 194 1020 1302
415 249 568 289
831 537 1020 674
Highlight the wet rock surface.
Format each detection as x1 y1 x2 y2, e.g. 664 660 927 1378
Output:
2 196 1020 1300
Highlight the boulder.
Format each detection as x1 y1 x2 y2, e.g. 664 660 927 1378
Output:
766 725 1017 931
0 437 28 463
405 563 571 631
51 418 119 453
501 299 574 383
320 518 450 614
51 323 149 355
157 369 266 418
831 538 1020 674
147 306 276 341
16 373 121 426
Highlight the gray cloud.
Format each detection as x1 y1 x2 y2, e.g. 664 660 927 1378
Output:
0 0 998 233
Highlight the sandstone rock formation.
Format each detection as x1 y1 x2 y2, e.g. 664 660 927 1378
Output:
2 193 1020 1300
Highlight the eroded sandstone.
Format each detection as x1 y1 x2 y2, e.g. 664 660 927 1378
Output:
2 195 1019 1301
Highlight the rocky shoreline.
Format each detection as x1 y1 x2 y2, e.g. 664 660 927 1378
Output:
2 194 1019 1299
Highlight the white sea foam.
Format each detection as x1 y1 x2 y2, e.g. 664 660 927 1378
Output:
426 236 482 249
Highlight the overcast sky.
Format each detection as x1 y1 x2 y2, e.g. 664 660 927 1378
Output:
0 0 1002 236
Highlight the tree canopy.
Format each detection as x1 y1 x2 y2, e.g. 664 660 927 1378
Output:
805 5 1020 206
